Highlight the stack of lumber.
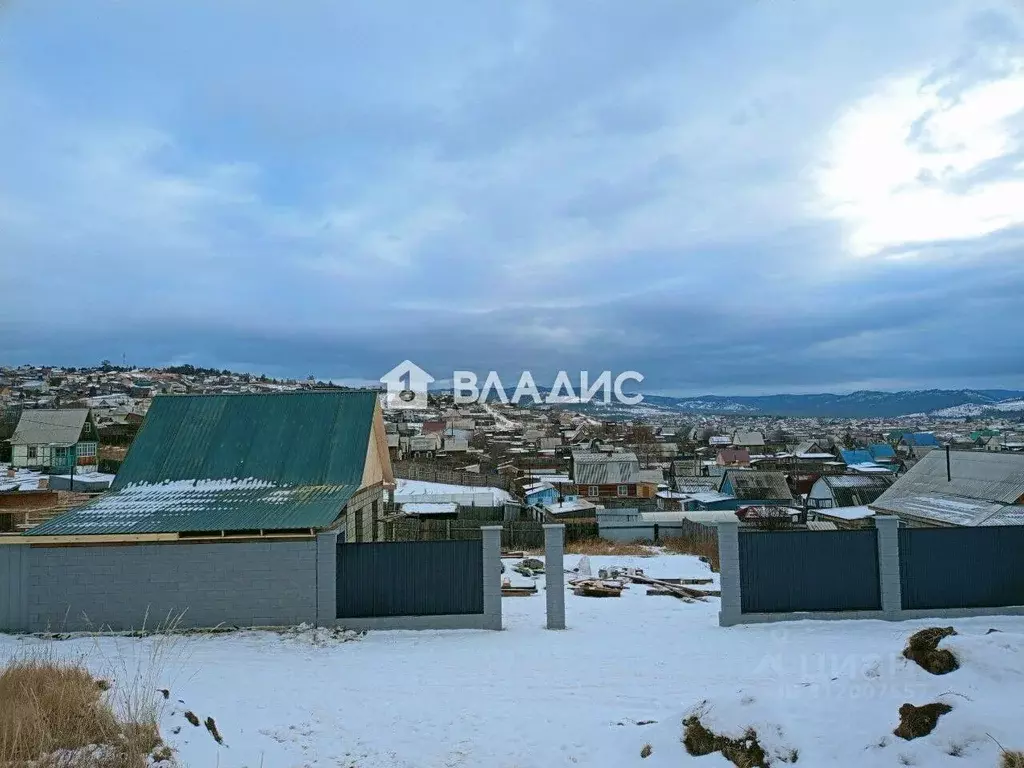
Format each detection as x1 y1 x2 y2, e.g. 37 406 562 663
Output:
626 573 712 602
569 577 626 597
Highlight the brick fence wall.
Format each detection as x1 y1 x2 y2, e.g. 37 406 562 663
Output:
24 539 322 632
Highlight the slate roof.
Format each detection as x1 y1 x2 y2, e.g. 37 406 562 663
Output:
720 470 793 501
10 409 89 447
28 391 379 536
900 432 940 447
816 473 894 507
731 431 765 447
871 451 1024 526
571 451 640 484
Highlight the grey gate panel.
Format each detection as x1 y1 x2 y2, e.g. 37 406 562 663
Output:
738 529 881 613
899 526 1024 610
336 540 484 619
0 546 28 632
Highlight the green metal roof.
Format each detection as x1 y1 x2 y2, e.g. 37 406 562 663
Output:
27 481 358 535
27 390 378 536
113 390 377 489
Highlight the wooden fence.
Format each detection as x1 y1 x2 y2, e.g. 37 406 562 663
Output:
383 518 600 551
393 461 514 491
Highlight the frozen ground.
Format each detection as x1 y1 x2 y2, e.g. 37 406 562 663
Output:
2 553 1023 767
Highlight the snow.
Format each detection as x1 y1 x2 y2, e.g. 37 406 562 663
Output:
817 505 875 520
393 478 512 506
3 553 1024 768
399 502 458 516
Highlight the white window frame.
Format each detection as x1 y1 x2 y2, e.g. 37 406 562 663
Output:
587 485 599 497
617 485 628 497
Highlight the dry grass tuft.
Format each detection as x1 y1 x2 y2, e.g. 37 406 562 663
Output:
0 656 170 767
903 627 959 675
565 538 655 557
660 536 720 573
1001 751 1024 768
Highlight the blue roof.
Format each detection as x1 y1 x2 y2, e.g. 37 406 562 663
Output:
841 449 873 465
868 443 896 460
903 432 939 447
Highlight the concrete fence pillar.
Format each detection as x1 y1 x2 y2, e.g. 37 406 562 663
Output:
542 524 566 630
874 516 902 617
716 521 742 627
480 526 503 630
316 531 339 628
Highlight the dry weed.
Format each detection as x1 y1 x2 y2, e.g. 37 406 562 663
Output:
659 536 720 572
564 538 655 557
0 656 166 767
1002 751 1024 768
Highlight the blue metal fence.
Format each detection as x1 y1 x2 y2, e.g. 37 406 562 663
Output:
899 526 1024 610
738 529 881 613
336 540 484 619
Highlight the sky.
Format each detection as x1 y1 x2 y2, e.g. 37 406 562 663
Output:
1 0 1023 396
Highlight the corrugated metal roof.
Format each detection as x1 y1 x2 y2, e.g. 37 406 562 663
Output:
721 470 793 501
841 449 873 466
821 473 894 507
10 409 89 446
674 476 719 493
113 391 377 488
27 480 357 535
27 391 378 536
872 450 1024 526
572 451 640 484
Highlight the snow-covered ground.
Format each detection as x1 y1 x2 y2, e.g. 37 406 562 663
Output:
2 553 1023 767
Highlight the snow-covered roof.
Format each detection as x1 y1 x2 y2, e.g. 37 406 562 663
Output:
401 502 458 516
816 505 875 521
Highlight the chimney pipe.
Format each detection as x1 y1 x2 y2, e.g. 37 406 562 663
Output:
946 445 951 482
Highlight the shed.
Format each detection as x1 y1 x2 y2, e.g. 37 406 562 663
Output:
719 470 793 503
26 391 394 543
807 474 895 510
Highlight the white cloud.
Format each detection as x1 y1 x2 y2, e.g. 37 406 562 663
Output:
816 57 1024 257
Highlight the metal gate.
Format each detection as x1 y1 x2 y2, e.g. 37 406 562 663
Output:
738 529 881 614
899 526 1024 610
336 540 484 619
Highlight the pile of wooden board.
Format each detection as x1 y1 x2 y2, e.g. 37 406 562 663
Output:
571 579 625 598
626 573 713 602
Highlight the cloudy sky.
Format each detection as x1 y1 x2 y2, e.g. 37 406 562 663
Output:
1 0 1023 395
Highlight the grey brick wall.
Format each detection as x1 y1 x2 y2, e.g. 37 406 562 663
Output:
26 540 319 632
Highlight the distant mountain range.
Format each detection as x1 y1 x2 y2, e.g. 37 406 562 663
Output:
641 389 1024 418
436 384 1024 419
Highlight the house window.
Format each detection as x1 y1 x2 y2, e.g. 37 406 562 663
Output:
354 509 364 543
371 500 380 541
617 485 628 497
27 446 38 460
77 443 97 458
587 485 599 497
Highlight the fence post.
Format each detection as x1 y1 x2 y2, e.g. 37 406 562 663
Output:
874 516 902 618
716 521 742 627
316 531 338 628
480 526 503 630
542 524 566 629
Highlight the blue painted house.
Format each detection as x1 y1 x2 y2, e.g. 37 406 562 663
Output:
523 481 559 507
